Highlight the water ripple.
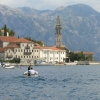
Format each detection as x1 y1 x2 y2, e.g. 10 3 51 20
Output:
0 65 100 100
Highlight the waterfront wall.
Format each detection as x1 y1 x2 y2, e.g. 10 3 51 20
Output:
77 61 100 65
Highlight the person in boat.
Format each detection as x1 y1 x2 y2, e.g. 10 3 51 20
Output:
28 65 32 70
28 68 36 75
28 65 32 76
1 62 4 67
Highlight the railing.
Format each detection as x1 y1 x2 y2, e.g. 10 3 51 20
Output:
24 52 32 55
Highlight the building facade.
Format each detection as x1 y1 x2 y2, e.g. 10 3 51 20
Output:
0 37 34 64
34 45 66 63
0 36 66 64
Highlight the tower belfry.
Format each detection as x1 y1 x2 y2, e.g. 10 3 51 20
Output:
55 16 62 47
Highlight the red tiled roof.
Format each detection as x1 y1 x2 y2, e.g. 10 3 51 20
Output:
83 52 94 55
7 43 20 48
0 36 32 43
0 48 5 52
34 45 64 51
14 38 32 43
0 36 18 42
0 47 11 52
0 42 20 53
34 43 41 47
75 51 94 55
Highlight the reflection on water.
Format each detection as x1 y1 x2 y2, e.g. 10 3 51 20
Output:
0 65 100 100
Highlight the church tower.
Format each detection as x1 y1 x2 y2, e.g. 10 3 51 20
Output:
55 16 62 47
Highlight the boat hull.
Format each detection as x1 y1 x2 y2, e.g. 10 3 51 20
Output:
23 71 38 76
5 66 14 69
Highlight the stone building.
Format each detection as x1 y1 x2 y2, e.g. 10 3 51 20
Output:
0 36 34 64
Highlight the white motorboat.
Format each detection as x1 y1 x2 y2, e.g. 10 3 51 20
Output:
0 62 2 67
23 70 38 76
4 66 14 69
0 63 10 67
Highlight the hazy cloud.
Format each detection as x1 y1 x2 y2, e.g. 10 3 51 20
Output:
0 0 100 12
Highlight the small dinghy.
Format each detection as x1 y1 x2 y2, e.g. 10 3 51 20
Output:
4 66 14 69
23 70 38 76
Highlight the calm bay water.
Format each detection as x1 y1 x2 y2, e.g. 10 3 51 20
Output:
0 65 100 100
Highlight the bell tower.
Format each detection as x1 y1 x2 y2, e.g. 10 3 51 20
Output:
55 16 62 47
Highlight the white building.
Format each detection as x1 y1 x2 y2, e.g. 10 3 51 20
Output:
34 44 66 63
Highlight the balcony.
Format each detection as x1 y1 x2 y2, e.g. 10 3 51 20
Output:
24 52 32 55
25 45 30 49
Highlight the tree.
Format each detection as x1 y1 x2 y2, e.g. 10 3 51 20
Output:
13 58 20 63
85 55 93 61
10 30 15 36
0 25 15 36
68 52 75 62
0 30 2 36
4 24 7 36
67 51 93 62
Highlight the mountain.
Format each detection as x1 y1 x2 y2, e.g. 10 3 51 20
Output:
0 4 100 60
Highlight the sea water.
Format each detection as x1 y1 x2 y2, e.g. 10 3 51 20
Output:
0 65 100 100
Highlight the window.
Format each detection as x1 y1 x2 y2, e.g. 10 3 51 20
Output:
50 57 52 60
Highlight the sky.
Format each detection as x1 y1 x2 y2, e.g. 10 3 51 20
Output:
0 0 100 12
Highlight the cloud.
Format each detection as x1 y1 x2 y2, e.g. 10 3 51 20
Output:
0 0 100 12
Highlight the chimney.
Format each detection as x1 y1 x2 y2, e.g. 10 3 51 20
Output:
7 32 9 36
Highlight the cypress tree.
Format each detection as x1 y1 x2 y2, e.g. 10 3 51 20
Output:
4 24 7 36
